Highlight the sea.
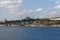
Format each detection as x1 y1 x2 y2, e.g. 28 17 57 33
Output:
0 26 60 40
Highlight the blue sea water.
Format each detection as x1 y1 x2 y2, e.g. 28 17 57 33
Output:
0 26 60 40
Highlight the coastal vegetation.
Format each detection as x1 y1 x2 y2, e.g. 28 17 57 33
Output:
0 17 60 27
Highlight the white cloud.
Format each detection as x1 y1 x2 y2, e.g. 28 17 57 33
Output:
36 8 43 12
0 0 60 20
0 0 22 7
0 0 23 14
42 11 47 13
49 11 56 15
0 0 25 19
54 5 60 9
55 1 60 4
54 1 60 9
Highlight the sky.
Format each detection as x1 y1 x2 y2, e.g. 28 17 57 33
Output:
0 0 60 20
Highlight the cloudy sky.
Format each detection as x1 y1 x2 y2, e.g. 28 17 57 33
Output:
0 0 60 20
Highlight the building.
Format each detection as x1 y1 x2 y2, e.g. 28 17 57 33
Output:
50 17 60 20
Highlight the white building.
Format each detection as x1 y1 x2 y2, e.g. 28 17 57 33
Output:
50 17 60 20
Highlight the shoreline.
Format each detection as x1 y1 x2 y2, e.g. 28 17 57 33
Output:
0 24 60 27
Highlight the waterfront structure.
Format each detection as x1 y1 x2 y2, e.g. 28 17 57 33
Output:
50 17 60 20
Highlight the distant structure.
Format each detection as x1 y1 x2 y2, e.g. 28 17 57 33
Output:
50 17 60 20
24 17 32 20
